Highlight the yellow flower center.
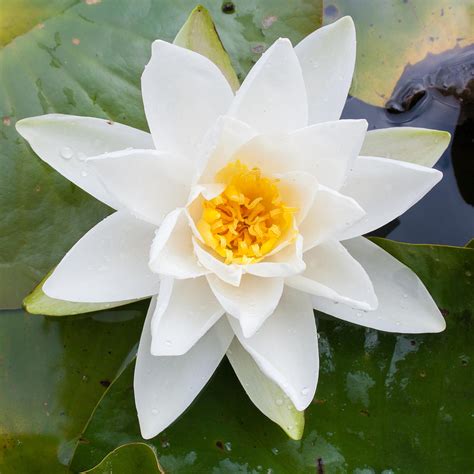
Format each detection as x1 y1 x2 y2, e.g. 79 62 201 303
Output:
197 161 297 265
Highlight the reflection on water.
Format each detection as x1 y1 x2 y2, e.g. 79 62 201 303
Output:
343 90 474 246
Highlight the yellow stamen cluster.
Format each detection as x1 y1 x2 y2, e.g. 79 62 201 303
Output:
197 161 296 265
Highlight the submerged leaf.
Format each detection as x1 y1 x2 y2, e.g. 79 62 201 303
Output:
83 443 163 474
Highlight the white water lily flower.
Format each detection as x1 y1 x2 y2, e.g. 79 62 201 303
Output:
17 16 449 440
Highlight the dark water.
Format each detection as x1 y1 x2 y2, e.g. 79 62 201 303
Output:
342 90 474 246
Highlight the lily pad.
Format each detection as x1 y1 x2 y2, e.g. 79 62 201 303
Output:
324 0 474 106
0 302 147 473
71 239 474 473
0 0 323 309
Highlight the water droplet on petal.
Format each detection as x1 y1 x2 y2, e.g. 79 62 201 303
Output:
356 311 363 317
81 170 88 177
60 146 74 159
77 152 87 162
275 398 283 405
301 387 309 396
395 321 401 326
151 408 158 415
165 339 172 346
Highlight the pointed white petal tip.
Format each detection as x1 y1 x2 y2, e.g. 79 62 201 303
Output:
338 15 355 28
15 117 31 134
428 309 447 333
275 37 292 47
313 238 448 334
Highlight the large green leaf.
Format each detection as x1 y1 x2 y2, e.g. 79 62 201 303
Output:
83 443 163 474
0 0 322 308
324 0 474 106
0 302 148 473
71 239 473 473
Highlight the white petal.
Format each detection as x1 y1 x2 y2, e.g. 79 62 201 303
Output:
295 16 356 124
339 156 443 240
230 119 366 191
134 296 233 439
312 237 446 333
43 211 159 302
228 287 318 410
16 114 153 208
88 149 192 226
288 119 367 189
208 274 284 338
276 171 318 224
361 127 450 168
142 40 233 158
228 38 307 133
286 240 377 310
227 339 304 440
299 185 365 251
247 235 306 278
149 209 208 279
197 115 257 183
150 277 224 356
193 237 242 286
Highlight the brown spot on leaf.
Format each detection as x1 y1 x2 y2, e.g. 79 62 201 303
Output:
2 116 11 126
262 16 278 29
317 457 325 474
72 38 80 45
215 440 224 450
85 0 101 4
100 379 111 388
